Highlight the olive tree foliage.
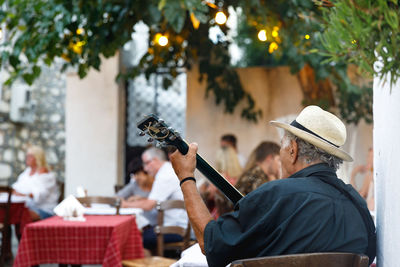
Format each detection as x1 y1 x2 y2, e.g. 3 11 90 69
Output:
319 0 400 86
0 0 375 123
0 0 266 121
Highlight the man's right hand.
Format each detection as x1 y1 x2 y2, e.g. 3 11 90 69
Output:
170 142 198 181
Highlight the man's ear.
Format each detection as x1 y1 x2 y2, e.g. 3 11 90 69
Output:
290 140 299 164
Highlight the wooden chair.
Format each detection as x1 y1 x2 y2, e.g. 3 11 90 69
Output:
122 256 177 267
155 199 194 257
114 184 124 194
76 196 121 215
56 180 65 203
230 252 369 267
122 200 194 267
0 186 12 265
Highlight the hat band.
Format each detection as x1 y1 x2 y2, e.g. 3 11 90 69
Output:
290 120 339 148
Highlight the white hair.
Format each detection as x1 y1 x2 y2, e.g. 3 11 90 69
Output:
143 147 167 161
283 131 343 171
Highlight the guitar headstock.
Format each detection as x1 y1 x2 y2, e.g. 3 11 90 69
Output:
137 114 183 149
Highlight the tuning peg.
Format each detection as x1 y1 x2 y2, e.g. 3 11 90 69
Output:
147 137 154 143
139 131 146 136
168 127 174 132
169 135 176 141
155 143 163 148
158 119 164 124
161 128 168 135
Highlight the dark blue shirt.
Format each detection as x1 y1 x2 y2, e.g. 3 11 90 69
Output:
204 163 375 267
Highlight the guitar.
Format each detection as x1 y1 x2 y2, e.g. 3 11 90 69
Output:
137 114 244 205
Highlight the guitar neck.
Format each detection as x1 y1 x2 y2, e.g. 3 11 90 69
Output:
196 154 243 204
136 114 243 204
174 140 243 205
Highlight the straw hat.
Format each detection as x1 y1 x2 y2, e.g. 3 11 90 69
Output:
270 105 353 161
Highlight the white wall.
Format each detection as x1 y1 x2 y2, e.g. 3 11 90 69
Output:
65 55 124 196
374 76 400 266
187 66 304 166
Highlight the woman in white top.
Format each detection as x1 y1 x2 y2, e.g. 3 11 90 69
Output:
12 145 59 220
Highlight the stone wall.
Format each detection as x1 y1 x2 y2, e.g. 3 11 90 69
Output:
0 63 66 184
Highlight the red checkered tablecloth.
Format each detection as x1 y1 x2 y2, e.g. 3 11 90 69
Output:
0 202 32 236
13 215 145 267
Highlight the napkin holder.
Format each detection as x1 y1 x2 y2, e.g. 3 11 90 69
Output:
54 195 86 221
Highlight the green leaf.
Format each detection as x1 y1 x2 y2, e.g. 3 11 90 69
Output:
9 55 20 69
22 73 35 85
384 9 399 30
32 65 41 77
148 4 162 23
163 0 187 33
193 10 208 23
158 0 167 10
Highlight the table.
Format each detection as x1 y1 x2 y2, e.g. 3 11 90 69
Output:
13 215 145 267
0 193 31 236
0 203 31 237
83 205 149 230
83 205 143 216
0 193 32 260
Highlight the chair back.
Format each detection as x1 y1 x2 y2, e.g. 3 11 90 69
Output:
77 196 121 215
0 186 12 265
155 199 193 256
114 184 124 194
56 180 65 203
230 252 369 267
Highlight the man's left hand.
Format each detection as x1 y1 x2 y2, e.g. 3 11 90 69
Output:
170 142 198 181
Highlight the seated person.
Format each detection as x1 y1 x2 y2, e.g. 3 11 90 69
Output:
235 141 281 195
214 141 281 216
117 158 154 201
209 146 242 218
12 145 59 220
170 105 376 266
117 157 157 225
220 133 247 167
121 147 188 253
350 147 374 210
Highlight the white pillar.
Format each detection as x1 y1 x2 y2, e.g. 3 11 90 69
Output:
65 55 125 197
374 76 400 266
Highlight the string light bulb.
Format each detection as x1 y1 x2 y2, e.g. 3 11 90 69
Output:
258 30 267 42
215 11 227 25
272 26 279 38
70 40 85 54
268 42 279 54
305 34 310 40
155 33 168 47
76 28 85 35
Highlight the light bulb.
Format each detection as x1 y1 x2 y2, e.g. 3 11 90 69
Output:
258 30 267 42
158 35 168 46
215 11 227 25
305 34 310 40
76 28 84 35
268 42 279 54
